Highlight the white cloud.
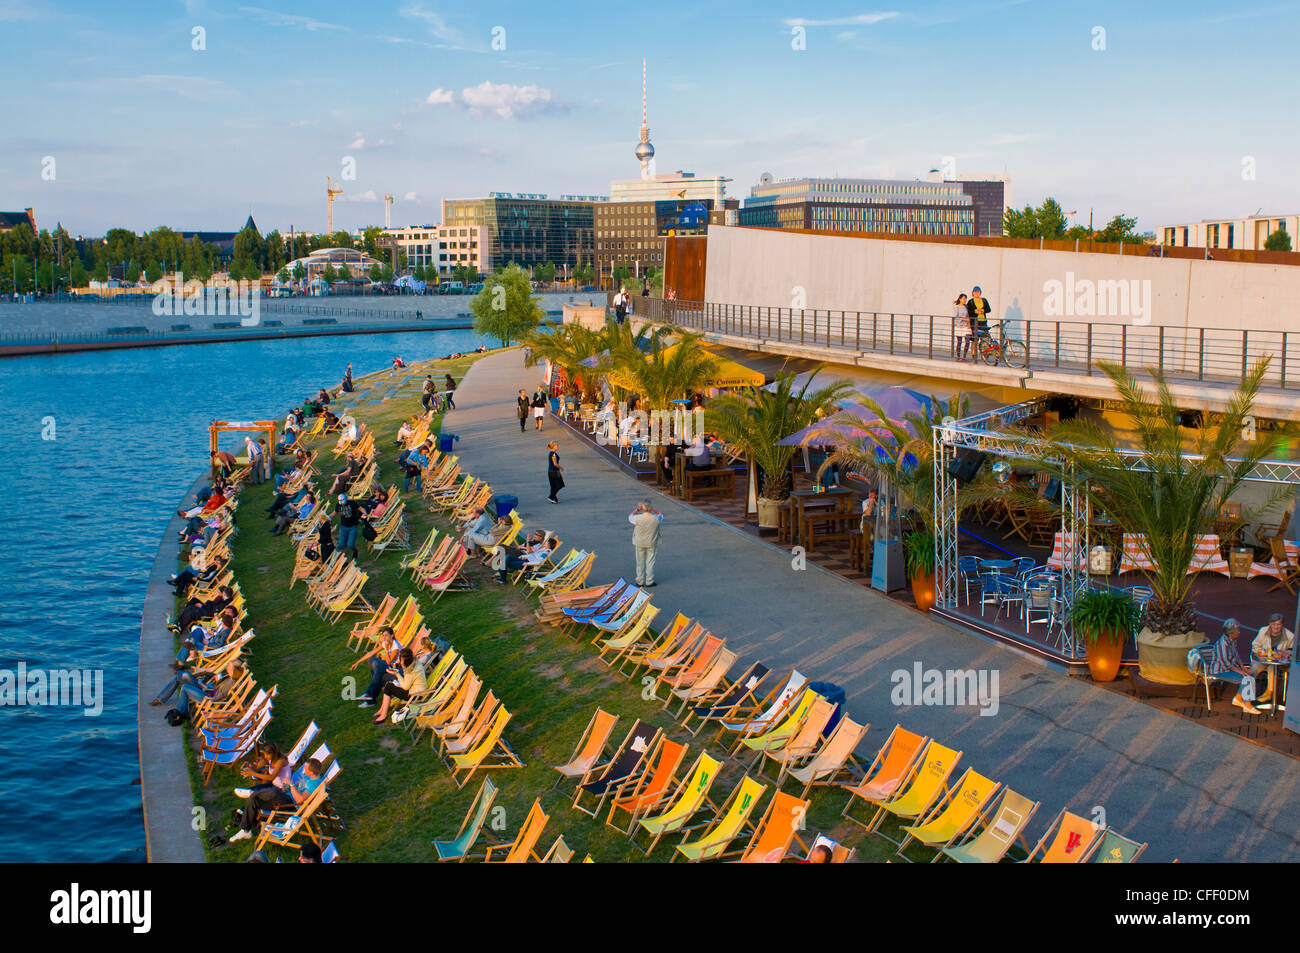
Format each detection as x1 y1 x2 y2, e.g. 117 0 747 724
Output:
403 191 418 201
345 190 379 203
239 6 347 31
347 133 366 149
426 88 455 105
460 81 558 119
400 3 468 47
783 12 899 27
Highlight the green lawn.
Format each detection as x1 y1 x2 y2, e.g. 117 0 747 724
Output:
186 351 941 863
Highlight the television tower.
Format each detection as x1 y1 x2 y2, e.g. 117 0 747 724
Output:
635 58 655 180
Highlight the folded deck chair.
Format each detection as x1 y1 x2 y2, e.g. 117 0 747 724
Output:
433 778 501 862
672 775 767 863
941 787 1039 864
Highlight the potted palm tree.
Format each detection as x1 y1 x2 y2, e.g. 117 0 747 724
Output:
709 369 853 527
903 530 938 612
1043 359 1285 684
1069 587 1141 682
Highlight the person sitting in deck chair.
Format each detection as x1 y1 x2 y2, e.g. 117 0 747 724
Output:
176 607 237 663
328 455 362 497
371 648 427 724
178 483 227 522
170 585 234 632
352 626 400 708
227 757 325 843
491 534 560 584
168 556 221 596
232 740 290 800
460 506 498 554
272 490 316 536
150 659 244 716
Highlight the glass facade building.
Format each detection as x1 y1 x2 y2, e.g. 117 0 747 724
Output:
441 194 603 270
739 178 976 236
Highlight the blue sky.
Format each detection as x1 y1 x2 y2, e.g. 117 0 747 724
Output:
3 0 1298 237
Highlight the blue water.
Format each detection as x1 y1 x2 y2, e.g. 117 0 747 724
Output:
0 327 489 861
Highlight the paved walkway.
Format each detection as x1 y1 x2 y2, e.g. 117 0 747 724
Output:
446 349 1300 862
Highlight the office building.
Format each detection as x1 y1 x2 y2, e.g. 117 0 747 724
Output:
440 194 603 271
380 224 491 276
739 176 975 236
595 196 738 280
1161 214 1298 250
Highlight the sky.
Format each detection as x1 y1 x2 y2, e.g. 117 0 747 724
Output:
2 0 1298 238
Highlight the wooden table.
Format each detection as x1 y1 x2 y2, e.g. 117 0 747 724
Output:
790 487 856 553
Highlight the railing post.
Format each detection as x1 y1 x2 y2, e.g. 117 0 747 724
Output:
1282 331 1288 389
1086 324 1093 374
1121 323 1127 367
889 314 895 355
1055 322 1061 367
800 309 805 344
907 314 914 354
927 314 933 361
1158 325 1165 374
1198 328 1205 379
1242 330 1249 383
872 312 878 350
855 311 861 351
1024 319 1031 370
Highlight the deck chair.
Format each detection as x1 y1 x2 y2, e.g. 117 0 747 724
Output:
664 648 737 718
650 633 724 704
534 578 617 625
436 689 497 759
630 752 722 856
847 738 958 835
400 528 440 579
736 791 810 863
941 788 1040 864
557 578 634 628
254 760 341 852
1267 536 1300 594
526 550 593 600
596 603 664 667
605 736 689 835
409 660 471 742
709 669 807 749
894 769 1000 859
542 836 575 863
1086 828 1147 863
613 611 692 678
799 833 856 863
680 661 771 736
734 687 827 765
345 593 397 653
572 720 660 817
585 589 653 638
841 724 927 829
433 778 501 862
450 707 523 789
481 799 548 863
756 694 837 778
552 708 621 793
672 775 767 863
424 546 473 604
1022 808 1103 863
783 716 868 797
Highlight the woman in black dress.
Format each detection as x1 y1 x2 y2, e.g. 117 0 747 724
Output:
546 441 564 503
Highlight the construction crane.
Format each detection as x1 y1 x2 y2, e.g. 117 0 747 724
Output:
326 176 343 233
384 193 394 229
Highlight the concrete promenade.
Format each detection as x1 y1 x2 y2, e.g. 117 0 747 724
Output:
446 348 1300 863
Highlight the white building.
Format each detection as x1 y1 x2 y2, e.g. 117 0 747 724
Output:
379 224 491 276
1162 214 1297 251
609 171 730 205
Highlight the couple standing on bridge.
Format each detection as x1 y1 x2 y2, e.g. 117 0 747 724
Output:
954 286 993 363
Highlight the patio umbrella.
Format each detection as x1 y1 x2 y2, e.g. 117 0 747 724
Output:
777 418 886 447
836 386 933 420
578 348 611 369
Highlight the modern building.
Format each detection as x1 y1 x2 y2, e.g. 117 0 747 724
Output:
283 246 387 281
739 177 976 236
441 194 603 270
1161 214 1298 251
0 207 36 234
609 170 732 206
595 197 738 281
380 224 491 276
956 178 1008 238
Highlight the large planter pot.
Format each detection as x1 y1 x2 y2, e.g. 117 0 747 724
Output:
756 497 783 529
910 571 936 613
1084 630 1125 682
1135 627 1203 685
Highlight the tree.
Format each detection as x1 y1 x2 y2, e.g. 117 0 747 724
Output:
708 369 853 504
381 263 395 284
93 259 108 283
227 260 242 281
452 264 479 285
146 260 162 284
293 261 306 282
361 225 382 258
471 262 543 346
328 230 354 249
322 263 338 284
277 267 290 284
1092 214 1143 244
37 259 53 293
369 263 383 283
533 260 557 284
71 259 88 288
124 260 142 283
573 261 595 286
1003 198 1068 240
265 229 286 272
1264 228 1293 252
338 264 352 282
612 263 633 289
521 322 604 401
232 225 265 269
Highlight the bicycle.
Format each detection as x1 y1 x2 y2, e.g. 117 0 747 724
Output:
973 322 1027 369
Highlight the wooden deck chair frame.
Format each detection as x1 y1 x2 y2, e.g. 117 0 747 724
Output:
1021 807 1104 863
679 661 771 736
1083 827 1148 864
704 668 806 749
603 735 689 835
939 787 1039 864
783 716 869 798
841 724 929 831
551 707 621 794
629 752 723 857
433 778 502 862
736 790 810 863
541 835 574 863
893 768 1000 860
481 799 548 863
671 775 768 863
571 721 661 818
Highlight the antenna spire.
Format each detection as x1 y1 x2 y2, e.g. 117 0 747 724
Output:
635 58 655 180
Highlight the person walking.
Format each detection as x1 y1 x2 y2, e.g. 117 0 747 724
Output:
613 286 628 325
244 436 264 485
258 438 272 482
628 501 663 588
421 375 436 411
516 389 530 434
531 386 548 431
342 363 354 393
546 441 564 503
443 373 456 410
336 493 366 561
953 293 971 362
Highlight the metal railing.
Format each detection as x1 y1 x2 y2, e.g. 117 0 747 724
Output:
616 294 1300 391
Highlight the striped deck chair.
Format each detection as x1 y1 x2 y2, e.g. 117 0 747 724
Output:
450 707 523 789
572 720 660 817
680 661 771 736
481 799 547 863
534 580 618 626
526 550 593 601
852 740 961 835
370 501 410 553
631 752 722 856
894 768 1000 859
1022 808 1103 863
708 669 807 749
557 579 636 634
585 590 654 640
450 486 493 524
605 736 688 835
672 775 767 863
736 791 810 863
552 708 621 794
412 538 457 593
783 715 869 797
842 724 928 829
510 538 562 585
200 686 277 785
254 760 342 852
941 788 1039 864
434 779 501 862
637 622 710 682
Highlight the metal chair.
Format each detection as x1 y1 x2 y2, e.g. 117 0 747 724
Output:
958 555 982 605
995 575 1025 625
976 572 1002 617
1190 643 1249 712
1013 556 1037 577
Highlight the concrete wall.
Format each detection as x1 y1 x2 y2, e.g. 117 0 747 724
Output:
704 225 1300 333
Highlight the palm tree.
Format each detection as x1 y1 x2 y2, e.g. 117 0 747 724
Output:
521 322 603 401
1041 359 1284 635
709 368 854 512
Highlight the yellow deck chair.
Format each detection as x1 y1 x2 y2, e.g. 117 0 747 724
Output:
345 593 397 653
941 788 1039 864
758 695 837 778
612 611 691 678
437 689 497 758
596 603 663 666
401 528 439 579
735 688 825 764
1023 808 1103 863
450 707 523 788
672 775 767 863
854 740 960 835
482 798 547 863
552 708 620 794
784 716 869 797
631 752 721 856
895 768 999 859
842 724 927 829
736 791 809 863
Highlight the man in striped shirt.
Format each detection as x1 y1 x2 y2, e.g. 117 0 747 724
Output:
1205 618 1260 714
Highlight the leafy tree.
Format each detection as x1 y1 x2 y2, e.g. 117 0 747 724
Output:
293 261 306 281
124 260 142 283
37 260 53 293
71 259 89 288
338 264 352 282
328 230 354 249
265 229 286 272
573 261 595 286
146 260 162 284
1003 198 1068 240
233 225 265 268
93 259 108 283
322 263 338 283
612 263 633 289
369 263 383 283
471 262 543 346
227 260 242 281
1264 228 1293 252
533 260 557 284
381 263 394 283
1092 214 1144 244
361 226 382 259
277 267 290 283
452 264 479 285
521 322 605 401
